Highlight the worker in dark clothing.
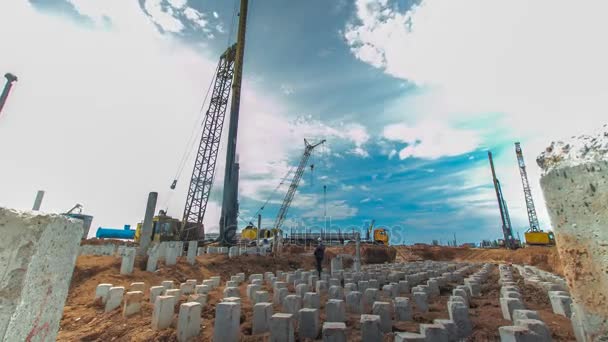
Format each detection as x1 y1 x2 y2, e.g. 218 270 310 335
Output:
314 237 325 277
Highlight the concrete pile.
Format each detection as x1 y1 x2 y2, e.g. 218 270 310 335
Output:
497 264 552 341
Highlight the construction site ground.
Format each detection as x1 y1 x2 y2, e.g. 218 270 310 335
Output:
58 244 571 341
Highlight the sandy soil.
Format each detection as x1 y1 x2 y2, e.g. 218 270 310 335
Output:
58 245 570 341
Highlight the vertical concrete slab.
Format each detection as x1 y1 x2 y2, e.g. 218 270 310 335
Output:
271 313 294 342
95 283 113 303
326 299 346 323
253 302 273 334
105 286 125 312
303 292 321 309
322 322 347 342
298 308 320 339
0 208 83 342
152 295 175 330
537 132 608 340
187 241 197 265
372 301 393 333
214 302 240 342
360 314 382 342
177 302 201 342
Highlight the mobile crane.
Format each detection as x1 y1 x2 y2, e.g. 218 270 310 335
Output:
514 142 555 246
488 151 517 249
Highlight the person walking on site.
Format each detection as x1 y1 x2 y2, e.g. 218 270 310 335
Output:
314 237 325 277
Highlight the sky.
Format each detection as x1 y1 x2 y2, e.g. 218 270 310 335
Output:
1 0 607 245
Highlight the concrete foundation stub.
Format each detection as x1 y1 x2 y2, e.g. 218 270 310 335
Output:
298 308 320 339
214 302 241 342
360 314 382 342
177 302 202 342
537 130 608 340
271 313 295 342
253 302 273 334
0 208 84 342
322 322 347 342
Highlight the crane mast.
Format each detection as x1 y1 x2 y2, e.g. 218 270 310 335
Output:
219 0 249 246
274 139 326 230
488 151 515 249
181 46 236 242
515 142 541 232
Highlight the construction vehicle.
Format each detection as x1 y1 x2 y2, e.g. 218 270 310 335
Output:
63 204 94 239
135 210 181 243
172 0 249 246
488 151 518 249
515 142 555 246
365 220 389 245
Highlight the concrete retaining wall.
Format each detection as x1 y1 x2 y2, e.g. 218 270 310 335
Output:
0 208 83 341
538 130 608 341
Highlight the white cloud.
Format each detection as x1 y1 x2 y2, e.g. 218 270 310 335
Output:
388 149 397 159
280 84 294 95
360 197 371 203
345 0 608 140
301 200 358 220
213 11 219 19
167 0 187 9
182 7 207 29
382 120 481 159
143 0 185 32
341 184 355 191
360 185 371 191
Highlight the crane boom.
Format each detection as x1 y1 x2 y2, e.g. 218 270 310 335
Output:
488 151 515 248
181 46 237 242
274 139 325 230
515 142 541 232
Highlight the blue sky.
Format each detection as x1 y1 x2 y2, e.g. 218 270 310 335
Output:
1 0 607 244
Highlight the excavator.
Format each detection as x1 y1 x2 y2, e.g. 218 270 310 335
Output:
134 210 181 243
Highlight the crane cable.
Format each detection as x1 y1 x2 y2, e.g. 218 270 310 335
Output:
247 166 296 226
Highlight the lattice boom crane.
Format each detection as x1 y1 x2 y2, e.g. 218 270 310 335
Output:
514 142 541 232
273 139 325 230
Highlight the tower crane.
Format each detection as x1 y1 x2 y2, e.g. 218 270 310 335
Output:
488 151 516 249
514 142 554 246
273 139 325 231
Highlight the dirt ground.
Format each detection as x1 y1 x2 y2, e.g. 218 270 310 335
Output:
58 245 570 341
394 245 563 276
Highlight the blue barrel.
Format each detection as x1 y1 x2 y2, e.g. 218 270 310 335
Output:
95 225 135 239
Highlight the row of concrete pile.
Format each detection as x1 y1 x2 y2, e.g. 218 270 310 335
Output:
94 259 497 341
497 264 553 341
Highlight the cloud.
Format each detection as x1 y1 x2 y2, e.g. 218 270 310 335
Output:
143 0 185 32
360 197 371 203
345 0 608 140
280 84 294 96
382 120 481 159
301 200 358 220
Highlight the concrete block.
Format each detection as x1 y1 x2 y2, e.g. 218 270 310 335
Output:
226 280 238 288
303 292 321 309
372 301 392 333
329 278 341 287
363 288 378 308
95 283 113 303
202 279 215 288
122 291 143 317
358 280 369 292
395 297 413 321
247 284 261 299
299 308 320 339
165 242 178 265
512 309 540 322
214 302 240 342
105 286 125 312
0 209 85 341
501 298 525 321
466 281 481 297
413 291 429 313
197 247 205 256
326 299 346 322
252 279 264 286
195 284 211 294
427 279 440 297
368 279 379 289
515 319 552 341
120 247 136 275
210 276 221 287
150 286 165 303
255 290 270 304
253 302 273 334
329 285 344 300
420 323 448 342
360 314 382 342
180 282 194 295
498 326 538 342
549 295 573 318
398 280 410 294
161 280 174 290
448 301 472 338
152 295 175 330
187 294 207 306
229 246 239 258
186 241 197 265
394 332 426 341
346 291 363 314
129 282 146 292
296 283 309 299
316 280 329 294
271 313 294 342
274 287 289 305
224 286 240 298
283 295 301 318
453 288 469 306
177 302 201 342
322 322 346 342
434 319 458 341
222 297 241 304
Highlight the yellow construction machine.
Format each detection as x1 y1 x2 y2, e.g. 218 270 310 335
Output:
366 220 389 245
240 224 281 245
134 211 181 243
524 230 555 246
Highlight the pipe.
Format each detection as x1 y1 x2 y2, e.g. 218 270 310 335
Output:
0 73 18 116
